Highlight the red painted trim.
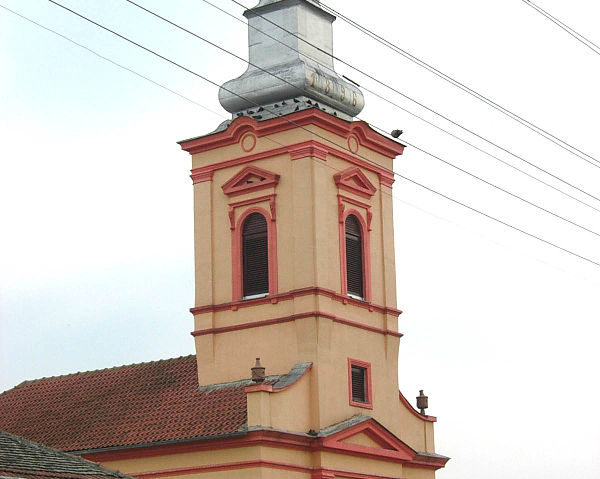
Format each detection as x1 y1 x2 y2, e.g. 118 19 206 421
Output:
133 460 312 478
334 167 377 199
347 358 373 409
410 453 450 469
231 206 278 301
313 470 336 479
240 132 257 152
398 390 437 422
81 431 311 462
190 143 292 176
178 109 404 159
190 170 213 184
320 417 416 462
191 311 402 338
192 311 332 336
338 207 372 302
379 174 395 188
337 194 371 211
347 134 359 153
338 195 373 231
190 286 402 317
289 143 328 161
333 316 402 338
221 165 280 197
316 470 404 479
133 462 408 479
245 383 273 393
188 139 395 188
228 194 277 227
82 426 445 471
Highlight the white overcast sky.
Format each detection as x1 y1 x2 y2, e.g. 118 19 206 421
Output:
1 1 599 478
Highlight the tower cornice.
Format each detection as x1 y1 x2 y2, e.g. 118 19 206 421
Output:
178 109 405 159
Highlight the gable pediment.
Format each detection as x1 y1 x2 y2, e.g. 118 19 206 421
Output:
222 165 280 197
341 431 392 449
320 417 416 461
334 167 376 198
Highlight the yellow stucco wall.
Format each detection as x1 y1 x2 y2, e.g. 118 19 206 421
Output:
98 444 421 479
163 114 444 478
403 466 438 479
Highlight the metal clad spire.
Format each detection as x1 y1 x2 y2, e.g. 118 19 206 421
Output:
218 0 365 120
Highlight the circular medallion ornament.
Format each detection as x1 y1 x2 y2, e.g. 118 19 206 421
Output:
347 134 359 153
241 132 257 152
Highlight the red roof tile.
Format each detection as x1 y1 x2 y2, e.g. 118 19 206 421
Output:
0 356 248 452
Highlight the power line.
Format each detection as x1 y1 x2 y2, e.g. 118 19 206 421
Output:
123 0 600 236
382 132 600 238
7 1 596 269
522 0 600 56
394 173 600 267
42 1 399 181
355 81 600 214
223 0 600 204
315 0 600 167
200 0 600 214
42 1 394 178
0 4 224 119
43 0 600 268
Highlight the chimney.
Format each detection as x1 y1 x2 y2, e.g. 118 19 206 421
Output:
251 358 266 383
416 390 429 415
219 0 364 121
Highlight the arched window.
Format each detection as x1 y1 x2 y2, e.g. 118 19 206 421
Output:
345 214 363 299
242 212 269 298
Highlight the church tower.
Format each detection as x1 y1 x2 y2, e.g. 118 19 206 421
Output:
177 0 449 476
0 1 449 477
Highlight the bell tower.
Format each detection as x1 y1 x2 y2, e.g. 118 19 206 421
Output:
179 1 447 475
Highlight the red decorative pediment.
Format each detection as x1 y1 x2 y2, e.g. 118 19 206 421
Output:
222 165 280 197
320 418 416 462
178 110 404 159
334 167 377 198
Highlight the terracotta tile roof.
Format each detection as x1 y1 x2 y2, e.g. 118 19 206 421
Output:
0 430 132 479
0 356 249 452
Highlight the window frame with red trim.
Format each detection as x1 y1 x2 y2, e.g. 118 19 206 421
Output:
231 204 278 302
241 212 270 299
348 358 373 409
338 208 371 302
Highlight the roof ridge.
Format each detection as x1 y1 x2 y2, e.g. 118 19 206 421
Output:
3 355 196 391
197 374 281 391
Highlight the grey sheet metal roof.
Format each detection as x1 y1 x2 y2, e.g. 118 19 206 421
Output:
0 431 131 479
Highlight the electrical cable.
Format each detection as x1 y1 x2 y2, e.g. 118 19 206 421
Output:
42 1 394 177
223 0 600 203
6 2 597 270
379 129 600 238
200 0 600 214
522 0 600 56
0 4 224 119
122 0 600 237
394 173 600 267
315 0 600 167
356 82 600 214
41 0 600 268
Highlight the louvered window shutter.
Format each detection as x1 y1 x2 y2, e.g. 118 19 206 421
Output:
345 215 364 298
351 365 367 403
242 213 269 297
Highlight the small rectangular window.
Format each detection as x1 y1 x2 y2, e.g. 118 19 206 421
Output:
351 366 367 403
348 358 373 409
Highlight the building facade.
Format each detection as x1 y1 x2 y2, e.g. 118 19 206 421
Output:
0 1 448 478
